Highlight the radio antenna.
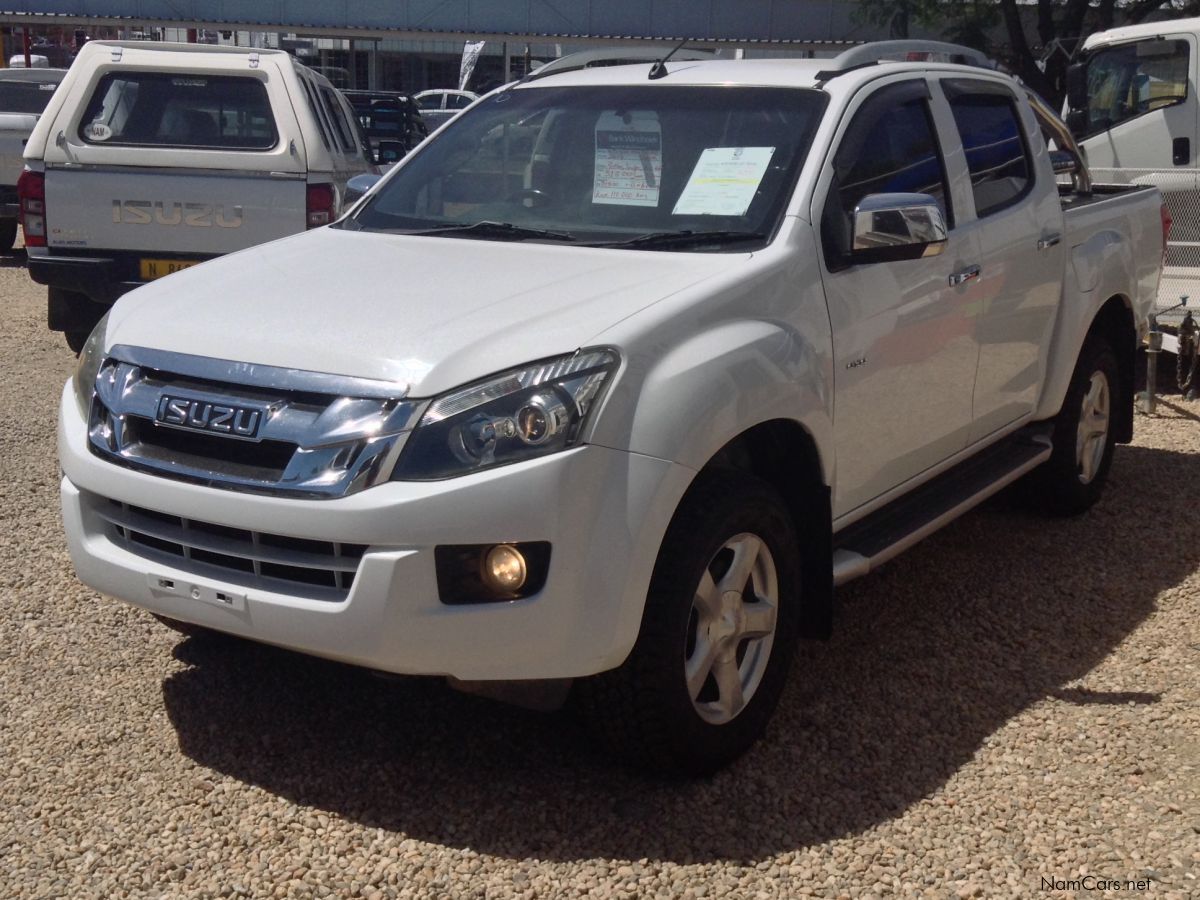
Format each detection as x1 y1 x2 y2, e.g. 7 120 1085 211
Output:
649 37 690 80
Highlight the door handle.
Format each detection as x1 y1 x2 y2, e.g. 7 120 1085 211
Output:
1037 234 1062 251
949 265 981 287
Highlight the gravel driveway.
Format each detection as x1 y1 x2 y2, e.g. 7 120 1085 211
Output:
1 255 1198 899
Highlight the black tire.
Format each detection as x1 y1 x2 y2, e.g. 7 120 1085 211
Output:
1027 334 1120 516
577 471 802 775
64 330 90 355
48 286 105 355
0 219 16 252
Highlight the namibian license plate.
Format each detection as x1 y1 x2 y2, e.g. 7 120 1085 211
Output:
140 258 199 280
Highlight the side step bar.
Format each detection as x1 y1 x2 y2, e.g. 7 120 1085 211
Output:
832 430 1052 586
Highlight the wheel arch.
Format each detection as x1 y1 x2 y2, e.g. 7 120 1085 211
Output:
1037 291 1137 443
1088 294 1137 443
696 418 834 639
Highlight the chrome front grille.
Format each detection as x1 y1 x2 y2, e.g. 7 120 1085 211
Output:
86 345 425 498
96 497 366 601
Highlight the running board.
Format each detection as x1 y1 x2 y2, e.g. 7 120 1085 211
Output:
831 430 1052 586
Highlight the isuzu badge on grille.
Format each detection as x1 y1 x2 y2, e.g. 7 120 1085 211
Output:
155 395 263 439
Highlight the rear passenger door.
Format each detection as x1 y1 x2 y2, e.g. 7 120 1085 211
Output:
933 78 1066 441
816 77 985 517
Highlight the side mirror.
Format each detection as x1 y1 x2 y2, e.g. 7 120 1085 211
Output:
1049 149 1079 176
344 173 382 206
851 193 947 263
1066 62 1088 112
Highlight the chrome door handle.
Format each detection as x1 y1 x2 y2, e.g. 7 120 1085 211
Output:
1037 234 1062 251
949 265 981 287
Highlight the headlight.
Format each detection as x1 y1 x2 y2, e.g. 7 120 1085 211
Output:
392 349 618 480
72 312 110 421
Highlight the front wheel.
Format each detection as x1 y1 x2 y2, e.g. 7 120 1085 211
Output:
577 471 802 774
1027 334 1120 516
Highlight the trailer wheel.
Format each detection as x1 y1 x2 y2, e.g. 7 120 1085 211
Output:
576 471 802 774
1028 334 1119 516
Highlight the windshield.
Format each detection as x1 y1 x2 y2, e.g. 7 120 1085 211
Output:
349 84 826 250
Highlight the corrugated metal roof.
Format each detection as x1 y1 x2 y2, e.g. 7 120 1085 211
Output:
0 3 871 45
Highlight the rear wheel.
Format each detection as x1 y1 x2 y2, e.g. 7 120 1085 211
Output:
64 330 90 355
48 286 105 355
0 220 17 252
578 471 801 774
1027 334 1119 516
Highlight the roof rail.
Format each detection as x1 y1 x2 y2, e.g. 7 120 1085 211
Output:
821 40 995 77
520 47 715 84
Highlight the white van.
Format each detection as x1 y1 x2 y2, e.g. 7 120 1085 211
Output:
1066 18 1200 326
20 41 376 351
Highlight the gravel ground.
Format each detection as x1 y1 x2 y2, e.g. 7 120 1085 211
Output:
1 253 1198 899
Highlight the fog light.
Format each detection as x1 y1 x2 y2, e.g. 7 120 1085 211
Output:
483 544 527 592
435 541 551 604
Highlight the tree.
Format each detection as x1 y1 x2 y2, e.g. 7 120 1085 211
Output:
855 0 1200 103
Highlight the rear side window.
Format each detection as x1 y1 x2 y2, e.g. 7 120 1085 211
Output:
448 93 474 110
822 82 951 268
320 85 355 153
0 79 58 114
946 91 1032 218
78 73 278 150
298 76 335 152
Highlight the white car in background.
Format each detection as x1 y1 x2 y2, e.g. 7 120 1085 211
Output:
414 89 478 127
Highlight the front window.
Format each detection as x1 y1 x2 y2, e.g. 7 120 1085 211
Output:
1077 38 1189 137
348 84 826 251
77 72 278 150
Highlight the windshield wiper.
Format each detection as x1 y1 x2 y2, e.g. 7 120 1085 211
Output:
401 220 577 242
591 230 767 250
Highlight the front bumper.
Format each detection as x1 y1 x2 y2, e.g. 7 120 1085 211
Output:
59 381 694 680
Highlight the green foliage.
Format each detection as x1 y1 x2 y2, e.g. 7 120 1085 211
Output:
853 0 1200 103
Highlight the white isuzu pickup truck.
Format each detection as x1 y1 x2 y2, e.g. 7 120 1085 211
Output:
59 42 1166 773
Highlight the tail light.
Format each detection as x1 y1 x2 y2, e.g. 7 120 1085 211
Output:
1161 201 1173 265
17 169 46 247
306 183 335 229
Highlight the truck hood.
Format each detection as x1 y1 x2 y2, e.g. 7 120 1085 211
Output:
106 227 743 396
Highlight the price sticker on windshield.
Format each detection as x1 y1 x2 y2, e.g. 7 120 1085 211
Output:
673 147 775 217
593 111 663 207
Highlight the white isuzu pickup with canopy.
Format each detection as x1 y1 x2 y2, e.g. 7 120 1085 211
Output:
20 41 375 351
59 42 1165 773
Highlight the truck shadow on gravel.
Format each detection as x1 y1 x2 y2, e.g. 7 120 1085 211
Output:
0 248 27 268
160 442 1199 862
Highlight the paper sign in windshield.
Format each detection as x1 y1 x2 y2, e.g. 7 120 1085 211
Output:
593 112 662 207
673 147 775 216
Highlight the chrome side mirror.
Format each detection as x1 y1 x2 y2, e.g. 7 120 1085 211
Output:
852 193 948 262
345 173 383 206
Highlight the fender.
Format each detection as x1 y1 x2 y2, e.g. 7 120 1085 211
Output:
590 316 836 660
616 319 834 478
1034 227 1135 422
